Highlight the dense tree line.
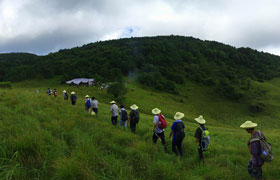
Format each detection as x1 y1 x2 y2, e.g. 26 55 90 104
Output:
1 36 280 100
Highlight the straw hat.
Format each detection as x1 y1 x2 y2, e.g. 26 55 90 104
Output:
85 95 90 98
110 100 116 104
130 104 139 110
240 121 257 129
195 115 206 124
71 91 75 95
152 108 161 115
174 112 184 120
63 90 66 93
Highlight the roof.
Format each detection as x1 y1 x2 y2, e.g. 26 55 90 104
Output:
66 78 94 85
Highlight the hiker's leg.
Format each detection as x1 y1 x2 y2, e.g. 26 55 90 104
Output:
114 116 118 125
159 132 166 145
172 140 178 156
119 120 123 127
247 160 254 177
159 132 167 152
152 133 158 144
132 122 136 133
177 139 183 157
198 146 204 161
130 121 136 133
254 166 262 180
111 117 115 125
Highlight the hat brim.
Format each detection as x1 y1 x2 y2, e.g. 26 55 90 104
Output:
152 109 161 115
195 118 206 124
240 123 257 129
174 113 184 120
130 105 138 110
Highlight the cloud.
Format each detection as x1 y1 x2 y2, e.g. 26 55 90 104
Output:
0 0 280 55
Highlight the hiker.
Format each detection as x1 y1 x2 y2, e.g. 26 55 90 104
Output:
85 95 92 113
91 97 99 115
152 108 167 152
110 101 118 125
129 104 139 133
47 88 51 95
240 121 269 180
53 89 57 97
169 112 185 157
119 105 128 129
63 90 68 100
70 91 77 105
194 115 210 163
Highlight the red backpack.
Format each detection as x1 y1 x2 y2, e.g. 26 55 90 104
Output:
157 114 167 129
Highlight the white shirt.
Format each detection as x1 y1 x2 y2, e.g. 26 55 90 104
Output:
153 115 164 133
110 104 119 117
91 100 99 108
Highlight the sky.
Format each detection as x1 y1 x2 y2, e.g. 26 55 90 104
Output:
1 0 280 56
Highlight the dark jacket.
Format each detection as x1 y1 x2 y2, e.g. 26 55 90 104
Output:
249 131 266 167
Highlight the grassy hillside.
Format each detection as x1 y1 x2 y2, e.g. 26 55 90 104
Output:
0 79 279 179
1 36 280 101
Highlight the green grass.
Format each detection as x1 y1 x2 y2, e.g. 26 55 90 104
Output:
0 78 279 179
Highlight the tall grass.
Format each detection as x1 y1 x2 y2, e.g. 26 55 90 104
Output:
0 79 279 179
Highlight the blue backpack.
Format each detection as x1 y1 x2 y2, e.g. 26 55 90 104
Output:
86 99 91 108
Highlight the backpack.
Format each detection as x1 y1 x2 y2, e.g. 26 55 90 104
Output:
250 131 273 162
121 109 128 121
175 122 185 141
157 114 167 129
86 99 91 108
132 110 140 123
199 127 210 151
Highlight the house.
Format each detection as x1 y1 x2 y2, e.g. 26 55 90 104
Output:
66 78 94 86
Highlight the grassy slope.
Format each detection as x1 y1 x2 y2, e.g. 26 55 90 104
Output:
0 78 279 179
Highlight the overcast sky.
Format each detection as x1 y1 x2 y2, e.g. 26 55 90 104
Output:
1 0 280 56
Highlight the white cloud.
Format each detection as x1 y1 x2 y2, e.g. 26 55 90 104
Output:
0 0 280 55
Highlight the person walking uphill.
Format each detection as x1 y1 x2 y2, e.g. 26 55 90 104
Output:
85 95 91 113
63 90 68 100
53 89 57 97
152 108 167 152
70 91 77 105
91 97 99 115
110 101 118 126
129 104 139 133
240 121 272 180
119 105 128 129
169 112 185 157
194 115 210 163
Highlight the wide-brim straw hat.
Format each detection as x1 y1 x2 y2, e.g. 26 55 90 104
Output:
174 112 184 120
63 90 66 93
71 91 75 95
85 95 90 98
130 104 139 110
195 115 206 124
152 108 161 115
240 121 257 129
110 100 116 104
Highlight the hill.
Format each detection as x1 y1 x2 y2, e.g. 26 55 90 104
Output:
1 36 280 101
0 79 279 179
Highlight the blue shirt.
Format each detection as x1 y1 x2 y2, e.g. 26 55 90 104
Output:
171 120 185 141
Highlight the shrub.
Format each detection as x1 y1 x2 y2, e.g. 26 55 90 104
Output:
0 81 12 88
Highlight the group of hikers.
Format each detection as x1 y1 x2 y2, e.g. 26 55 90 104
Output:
46 88 273 180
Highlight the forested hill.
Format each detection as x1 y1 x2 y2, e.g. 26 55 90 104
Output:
1 35 280 99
